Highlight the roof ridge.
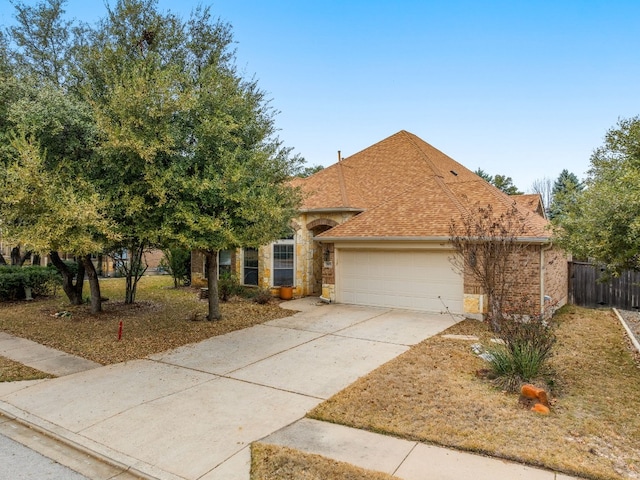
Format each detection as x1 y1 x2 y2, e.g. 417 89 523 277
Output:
339 131 407 162
432 175 470 218
401 130 445 179
336 161 350 208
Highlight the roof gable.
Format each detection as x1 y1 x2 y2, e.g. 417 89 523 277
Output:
512 194 547 218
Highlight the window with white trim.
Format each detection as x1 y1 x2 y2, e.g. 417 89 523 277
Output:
219 250 232 277
243 248 259 285
273 238 294 286
203 250 233 279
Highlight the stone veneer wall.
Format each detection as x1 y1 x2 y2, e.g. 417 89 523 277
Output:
295 212 355 297
190 211 355 297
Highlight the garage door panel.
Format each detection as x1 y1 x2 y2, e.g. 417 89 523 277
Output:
337 250 463 313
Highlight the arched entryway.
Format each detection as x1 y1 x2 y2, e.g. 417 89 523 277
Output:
307 218 338 295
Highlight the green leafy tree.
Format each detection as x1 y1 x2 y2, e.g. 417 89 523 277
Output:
295 164 323 177
9 0 77 87
0 1 107 311
552 117 640 274
0 134 113 312
159 247 191 287
80 0 188 304
474 168 493 183
167 6 302 320
81 0 302 316
474 168 523 195
492 174 523 195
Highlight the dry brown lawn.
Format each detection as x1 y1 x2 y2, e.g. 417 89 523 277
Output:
0 276 293 365
0 356 52 382
250 443 395 480
309 305 640 480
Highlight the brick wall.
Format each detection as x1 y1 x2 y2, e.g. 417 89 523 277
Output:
191 250 205 280
543 246 569 312
463 244 543 315
143 249 165 270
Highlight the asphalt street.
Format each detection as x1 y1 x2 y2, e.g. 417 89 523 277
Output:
0 432 89 480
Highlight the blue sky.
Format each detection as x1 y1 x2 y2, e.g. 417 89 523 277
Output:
2 0 639 191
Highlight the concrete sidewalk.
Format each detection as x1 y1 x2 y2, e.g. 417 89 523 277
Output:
0 332 101 377
262 418 580 480
0 299 581 479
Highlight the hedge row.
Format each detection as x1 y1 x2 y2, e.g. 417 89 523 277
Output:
0 265 66 301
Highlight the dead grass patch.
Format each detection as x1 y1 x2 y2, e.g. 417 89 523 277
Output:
0 356 52 382
0 276 294 365
250 443 394 480
309 305 640 480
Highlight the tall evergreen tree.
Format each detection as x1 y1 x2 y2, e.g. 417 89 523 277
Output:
548 169 582 220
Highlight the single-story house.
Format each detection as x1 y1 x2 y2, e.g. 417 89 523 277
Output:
191 130 568 317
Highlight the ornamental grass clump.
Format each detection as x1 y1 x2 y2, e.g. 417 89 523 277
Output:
488 315 557 392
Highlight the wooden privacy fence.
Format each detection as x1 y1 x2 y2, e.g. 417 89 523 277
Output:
570 262 640 310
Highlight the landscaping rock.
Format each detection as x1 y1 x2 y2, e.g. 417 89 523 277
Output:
531 403 550 415
441 334 480 341
521 384 550 409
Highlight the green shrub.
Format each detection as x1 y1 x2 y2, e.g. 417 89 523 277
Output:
0 267 24 300
159 248 191 287
56 260 79 279
218 273 242 302
487 316 557 392
0 265 60 301
252 287 273 305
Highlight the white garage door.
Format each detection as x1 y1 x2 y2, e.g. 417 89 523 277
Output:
337 249 463 313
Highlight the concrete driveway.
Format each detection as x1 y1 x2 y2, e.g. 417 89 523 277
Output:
0 298 460 480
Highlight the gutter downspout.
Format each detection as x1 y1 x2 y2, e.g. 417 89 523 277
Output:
540 242 554 315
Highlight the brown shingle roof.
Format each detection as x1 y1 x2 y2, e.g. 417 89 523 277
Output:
512 194 546 218
298 130 474 210
301 131 551 240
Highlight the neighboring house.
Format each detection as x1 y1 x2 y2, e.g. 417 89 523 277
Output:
95 249 166 277
512 194 547 219
191 130 568 317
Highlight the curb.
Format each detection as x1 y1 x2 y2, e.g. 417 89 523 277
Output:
0 401 170 480
612 308 640 354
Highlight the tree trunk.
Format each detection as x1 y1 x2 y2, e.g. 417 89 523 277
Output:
19 250 31 266
488 292 504 333
49 251 85 305
124 242 147 304
0 252 6 265
82 254 102 314
206 250 221 321
11 247 20 265
96 254 103 276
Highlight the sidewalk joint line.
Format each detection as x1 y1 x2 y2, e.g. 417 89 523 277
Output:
392 441 419 477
